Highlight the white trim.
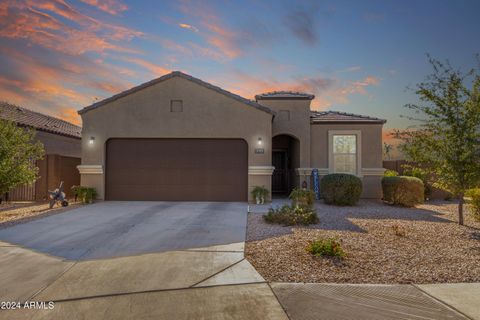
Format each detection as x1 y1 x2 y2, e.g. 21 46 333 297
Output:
77 165 103 174
248 166 275 175
328 130 362 176
361 168 386 176
314 168 329 175
295 168 330 175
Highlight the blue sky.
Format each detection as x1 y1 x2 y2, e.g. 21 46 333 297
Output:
0 0 479 137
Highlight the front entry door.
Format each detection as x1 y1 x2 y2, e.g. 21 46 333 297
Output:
272 151 288 193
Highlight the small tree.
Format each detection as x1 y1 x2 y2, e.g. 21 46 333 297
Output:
383 142 394 160
0 119 45 198
396 55 480 225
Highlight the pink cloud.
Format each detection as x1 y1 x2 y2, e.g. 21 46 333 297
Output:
211 71 381 110
120 57 170 76
178 1 242 59
179 23 199 32
80 0 128 15
0 0 142 56
58 106 82 125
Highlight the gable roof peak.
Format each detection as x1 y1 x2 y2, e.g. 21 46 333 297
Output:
78 71 274 116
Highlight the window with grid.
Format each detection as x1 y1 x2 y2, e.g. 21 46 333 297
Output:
332 135 357 174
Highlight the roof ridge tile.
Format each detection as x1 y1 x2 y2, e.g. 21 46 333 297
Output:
0 102 81 138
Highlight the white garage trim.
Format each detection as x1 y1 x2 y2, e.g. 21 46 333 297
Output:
248 166 275 175
77 165 103 174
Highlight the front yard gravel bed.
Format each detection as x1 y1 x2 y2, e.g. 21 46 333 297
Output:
0 202 81 228
245 200 480 284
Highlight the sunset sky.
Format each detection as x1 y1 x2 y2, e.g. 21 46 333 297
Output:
1 0 479 139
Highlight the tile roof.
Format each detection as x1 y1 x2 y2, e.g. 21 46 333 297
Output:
0 102 82 138
255 91 315 100
310 110 386 124
78 71 275 116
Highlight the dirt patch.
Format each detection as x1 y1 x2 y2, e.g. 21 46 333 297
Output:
246 200 480 284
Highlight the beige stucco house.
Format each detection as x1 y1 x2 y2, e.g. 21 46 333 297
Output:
77 71 386 202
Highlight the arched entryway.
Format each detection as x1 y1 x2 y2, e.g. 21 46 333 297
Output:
272 134 300 196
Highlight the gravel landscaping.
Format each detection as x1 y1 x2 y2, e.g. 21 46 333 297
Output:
246 200 480 284
0 201 80 227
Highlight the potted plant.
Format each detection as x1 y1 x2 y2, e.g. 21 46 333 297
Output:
71 186 97 204
251 186 269 204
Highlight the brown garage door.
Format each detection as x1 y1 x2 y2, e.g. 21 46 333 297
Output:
105 138 248 201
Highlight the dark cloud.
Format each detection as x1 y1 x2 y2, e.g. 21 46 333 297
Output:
283 7 319 45
297 77 336 92
237 17 279 48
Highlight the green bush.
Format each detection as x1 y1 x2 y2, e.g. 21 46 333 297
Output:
402 166 432 200
263 204 318 226
382 176 424 207
289 188 315 207
320 174 362 206
384 169 399 177
71 186 97 204
307 238 345 258
466 188 480 222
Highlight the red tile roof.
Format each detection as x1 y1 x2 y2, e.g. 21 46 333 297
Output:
0 102 81 138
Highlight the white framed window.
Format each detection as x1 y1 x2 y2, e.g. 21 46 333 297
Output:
328 130 361 175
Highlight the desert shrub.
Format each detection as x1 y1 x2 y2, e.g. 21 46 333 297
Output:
466 188 480 222
251 186 269 204
289 188 315 207
71 186 97 204
384 169 399 177
382 176 424 207
307 238 345 258
263 204 318 226
402 166 432 200
391 225 406 237
320 174 362 206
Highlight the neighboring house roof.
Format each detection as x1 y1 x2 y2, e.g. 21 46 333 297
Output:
78 71 275 116
310 110 386 124
0 102 82 138
255 91 315 100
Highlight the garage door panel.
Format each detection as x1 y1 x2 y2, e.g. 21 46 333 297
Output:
105 139 247 201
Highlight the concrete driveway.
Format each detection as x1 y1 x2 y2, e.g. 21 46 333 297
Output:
0 201 288 319
0 201 248 260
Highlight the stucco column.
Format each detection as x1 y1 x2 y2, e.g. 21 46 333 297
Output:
77 165 104 200
248 166 274 203
295 168 313 189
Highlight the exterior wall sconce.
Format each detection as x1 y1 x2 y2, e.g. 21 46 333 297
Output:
89 136 95 145
257 137 263 146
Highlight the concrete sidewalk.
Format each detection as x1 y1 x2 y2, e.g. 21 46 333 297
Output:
2 240 479 319
0 241 288 320
271 282 479 320
418 283 480 320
